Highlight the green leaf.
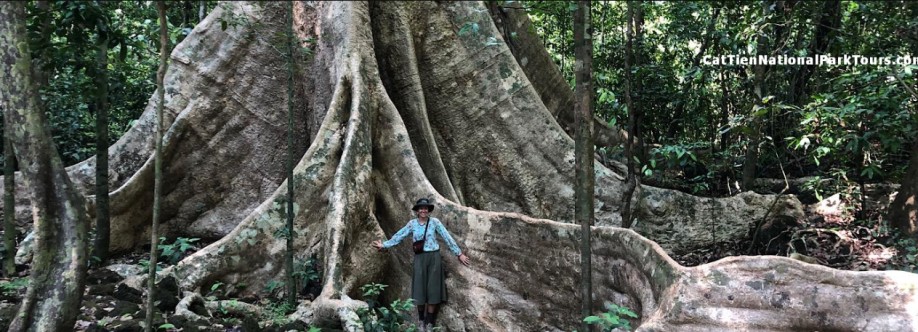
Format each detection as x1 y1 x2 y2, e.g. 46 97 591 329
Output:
583 316 602 324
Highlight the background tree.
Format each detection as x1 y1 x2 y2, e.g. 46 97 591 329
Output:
145 2 169 331
285 0 297 309
1 1 918 330
92 3 112 264
1 2 89 331
574 2 595 330
888 72 918 236
2 100 14 277
620 0 641 228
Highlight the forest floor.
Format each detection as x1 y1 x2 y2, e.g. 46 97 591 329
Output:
0 181 916 331
675 181 915 274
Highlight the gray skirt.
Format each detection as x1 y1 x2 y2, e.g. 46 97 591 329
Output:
412 251 447 305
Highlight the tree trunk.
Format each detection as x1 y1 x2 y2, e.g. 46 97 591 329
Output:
93 24 111 264
621 1 639 228
889 139 918 236
573 1 594 330
789 0 840 105
494 3 631 152
741 1 771 191
284 0 297 309
667 6 720 140
3 95 15 277
0 3 90 331
5 2 918 330
146 2 169 331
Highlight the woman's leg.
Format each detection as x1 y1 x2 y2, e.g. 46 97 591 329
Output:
417 305 427 329
425 303 438 326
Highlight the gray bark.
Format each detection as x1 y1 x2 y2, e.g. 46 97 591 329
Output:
146 2 169 331
93 24 111 264
0 2 89 331
3 93 14 277
573 1 595 330
888 140 918 236
4 2 917 331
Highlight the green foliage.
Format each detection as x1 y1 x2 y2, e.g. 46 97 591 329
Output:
157 237 200 265
583 303 639 332
791 66 917 183
887 236 918 274
292 257 321 288
356 283 419 332
138 259 165 272
262 300 295 326
0 277 29 297
264 279 285 295
528 0 918 198
9 1 217 166
205 281 225 301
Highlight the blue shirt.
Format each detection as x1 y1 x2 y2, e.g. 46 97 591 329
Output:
382 217 463 256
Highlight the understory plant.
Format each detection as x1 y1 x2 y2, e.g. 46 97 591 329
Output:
356 283 419 332
583 303 639 331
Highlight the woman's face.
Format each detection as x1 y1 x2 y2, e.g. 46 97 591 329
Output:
416 206 430 218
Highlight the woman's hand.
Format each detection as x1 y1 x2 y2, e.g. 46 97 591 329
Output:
372 240 385 251
458 253 470 266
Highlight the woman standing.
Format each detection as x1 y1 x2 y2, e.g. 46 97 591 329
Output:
372 198 471 330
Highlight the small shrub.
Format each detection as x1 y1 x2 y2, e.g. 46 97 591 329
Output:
158 237 200 265
356 283 419 332
583 303 639 332
0 277 29 297
262 300 295 326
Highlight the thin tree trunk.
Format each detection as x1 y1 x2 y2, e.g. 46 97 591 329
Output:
1 3 89 331
93 25 111 264
667 6 720 140
285 0 297 308
742 0 771 191
632 1 647 164
718 68 731 154
146 2 169 331
621 1 638 228
2 102 14 277
573 1 594 330
789 0 840 105
889 139 918 236
33 0 52 89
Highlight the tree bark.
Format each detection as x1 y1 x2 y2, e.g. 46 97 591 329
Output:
889 139 918 236
621 1 639 228
285 0 297 308
494 3 632 152
741 1 771 191
789 0 840 105
2 93 15 277
573 1 594 330
5 2 916 331
145 2 169 331
0 3 89 331
93 22 111 264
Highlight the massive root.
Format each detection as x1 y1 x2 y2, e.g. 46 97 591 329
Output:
3 1 916 331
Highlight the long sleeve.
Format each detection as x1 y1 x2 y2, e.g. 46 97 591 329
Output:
435 219 462 256
383 222 412 248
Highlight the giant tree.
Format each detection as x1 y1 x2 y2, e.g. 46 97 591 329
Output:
0 2 89 331
3 2 918 331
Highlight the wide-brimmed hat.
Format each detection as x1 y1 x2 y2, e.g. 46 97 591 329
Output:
412 198 435 212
